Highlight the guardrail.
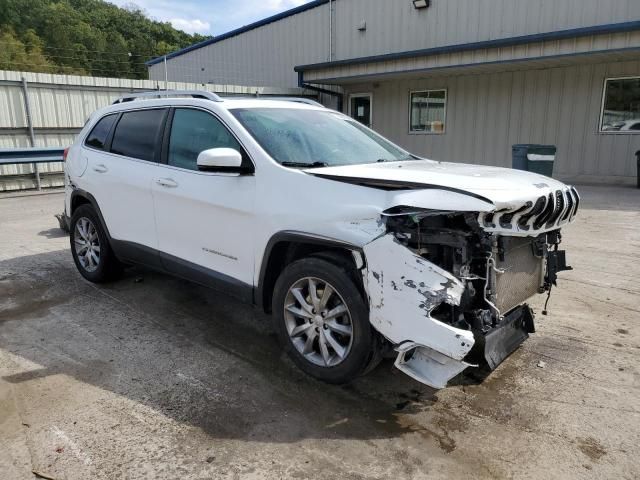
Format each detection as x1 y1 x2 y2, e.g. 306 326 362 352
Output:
0 147 65 190
0 147 65 165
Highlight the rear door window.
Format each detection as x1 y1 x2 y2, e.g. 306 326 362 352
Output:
85 114 117 150
110 109 167 162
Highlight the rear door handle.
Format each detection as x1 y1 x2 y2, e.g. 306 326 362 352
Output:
93 164 108 173
156 178 178 188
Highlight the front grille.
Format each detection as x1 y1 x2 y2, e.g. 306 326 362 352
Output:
494 237 543 313
482 187 579 235
518 196 546 230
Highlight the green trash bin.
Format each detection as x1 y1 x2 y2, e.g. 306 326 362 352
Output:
512 144 556 178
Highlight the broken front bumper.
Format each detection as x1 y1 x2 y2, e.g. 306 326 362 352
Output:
478 304 535 370
363 234 536 389
394 305 534 388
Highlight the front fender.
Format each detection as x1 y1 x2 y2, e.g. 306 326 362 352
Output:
362 234 475 388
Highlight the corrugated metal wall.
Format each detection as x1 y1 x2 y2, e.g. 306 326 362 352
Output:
303 30 640 83
343 59 640 184
150 0 640 87
0 70 310 191
334 0 640 60
149 4 332 87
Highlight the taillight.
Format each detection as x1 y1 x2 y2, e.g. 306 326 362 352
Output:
63 147 70 161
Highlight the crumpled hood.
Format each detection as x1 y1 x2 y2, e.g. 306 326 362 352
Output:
306 160 570 211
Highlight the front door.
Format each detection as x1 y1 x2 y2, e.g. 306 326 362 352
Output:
349 93 372 127
151 107 256 296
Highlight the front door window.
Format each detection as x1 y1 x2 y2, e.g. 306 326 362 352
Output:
168 108 244 171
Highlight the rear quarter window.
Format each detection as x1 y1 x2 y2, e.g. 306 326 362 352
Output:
110 109 167 162
84 114 117 150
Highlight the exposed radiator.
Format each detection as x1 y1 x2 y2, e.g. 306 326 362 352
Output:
494 237 544 313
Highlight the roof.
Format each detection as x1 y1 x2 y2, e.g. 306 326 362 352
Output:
294 20 640 73
93 97 325 118
146 0 331 66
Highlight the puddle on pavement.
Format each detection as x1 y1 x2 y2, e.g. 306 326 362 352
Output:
0 274 69 323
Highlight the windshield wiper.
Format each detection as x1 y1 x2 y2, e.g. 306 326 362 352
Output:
281 161 329 169
376 156 417 163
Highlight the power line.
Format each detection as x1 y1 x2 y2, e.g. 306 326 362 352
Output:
0 50 154 67
10 54 152 67
0 60 149 77
6 56 151 67
0 39 195 59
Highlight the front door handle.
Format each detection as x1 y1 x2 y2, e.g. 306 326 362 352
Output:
156 178 178 188
93 164 108 173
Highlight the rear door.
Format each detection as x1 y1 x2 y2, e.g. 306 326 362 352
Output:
151 107 256 296
84 108 167 257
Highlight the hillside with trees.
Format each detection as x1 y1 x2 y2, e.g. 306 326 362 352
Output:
0 0 209 78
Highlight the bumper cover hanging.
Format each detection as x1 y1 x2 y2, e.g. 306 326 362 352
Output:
478 304 535 370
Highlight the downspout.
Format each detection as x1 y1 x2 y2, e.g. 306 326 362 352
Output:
298 0 342 111
329 0 333 62
298 71 344 112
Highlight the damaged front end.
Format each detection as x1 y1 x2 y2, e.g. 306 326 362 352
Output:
363 206 574 389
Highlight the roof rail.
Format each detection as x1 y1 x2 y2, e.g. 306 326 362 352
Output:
112 90 223 105
224 96 324 107
265 97 324 107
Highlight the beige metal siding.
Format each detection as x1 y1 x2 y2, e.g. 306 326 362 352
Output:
333 0 640 60
151 0 640 88
149 4 332 87
343 59 640 184
304 31 640 83
152 0 639 88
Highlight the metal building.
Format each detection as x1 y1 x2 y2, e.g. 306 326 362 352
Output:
148 0 640 185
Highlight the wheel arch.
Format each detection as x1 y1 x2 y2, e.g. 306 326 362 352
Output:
69 189 112 240
256 231 363 314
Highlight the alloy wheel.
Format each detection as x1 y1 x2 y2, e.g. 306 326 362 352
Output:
74 217 101 273
283 277 354 367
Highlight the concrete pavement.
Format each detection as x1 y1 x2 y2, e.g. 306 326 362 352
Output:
0 186 638 479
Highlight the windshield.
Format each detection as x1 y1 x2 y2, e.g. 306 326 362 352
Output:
231 108 414 167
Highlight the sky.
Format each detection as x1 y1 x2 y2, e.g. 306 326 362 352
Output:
110 0 312 35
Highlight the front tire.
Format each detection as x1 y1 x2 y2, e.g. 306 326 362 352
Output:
272 256 375 384
70 204 122 283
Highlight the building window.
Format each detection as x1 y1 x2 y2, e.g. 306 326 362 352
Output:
409 90 447 134
600 77 640 133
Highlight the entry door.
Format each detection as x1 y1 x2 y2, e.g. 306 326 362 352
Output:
152 108 256 291
349 93 372 127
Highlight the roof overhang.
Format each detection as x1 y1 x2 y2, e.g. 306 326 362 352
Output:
296 21 640 84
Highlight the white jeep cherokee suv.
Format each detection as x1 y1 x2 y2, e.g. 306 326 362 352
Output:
64 91 578 389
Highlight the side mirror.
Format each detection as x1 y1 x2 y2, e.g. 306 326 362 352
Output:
197 148 243 171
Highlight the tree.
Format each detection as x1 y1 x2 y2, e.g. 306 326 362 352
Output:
0 0 211 79
0 27 55 73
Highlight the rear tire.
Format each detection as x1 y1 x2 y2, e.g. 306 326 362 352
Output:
272 256 375 384
70 204 122 283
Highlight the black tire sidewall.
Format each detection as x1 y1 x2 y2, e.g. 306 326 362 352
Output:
272 257 373 384
69 205 118 283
